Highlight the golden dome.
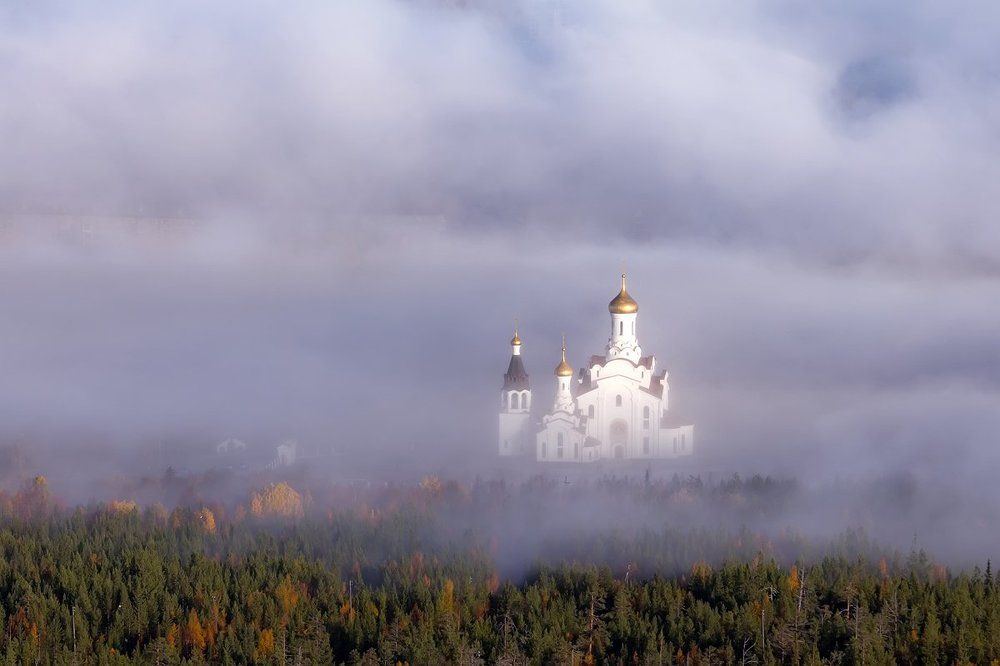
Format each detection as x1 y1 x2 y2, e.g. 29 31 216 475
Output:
608 273 638 314
510 321 521 346
555 336 574 376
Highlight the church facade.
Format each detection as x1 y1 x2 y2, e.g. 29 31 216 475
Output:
498 275 694 463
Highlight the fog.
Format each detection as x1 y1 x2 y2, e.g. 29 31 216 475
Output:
1 0 999 563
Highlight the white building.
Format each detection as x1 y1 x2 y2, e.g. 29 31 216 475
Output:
498 275 694 463
275 439 298 467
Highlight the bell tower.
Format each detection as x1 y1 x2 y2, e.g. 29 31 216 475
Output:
498 323 532 456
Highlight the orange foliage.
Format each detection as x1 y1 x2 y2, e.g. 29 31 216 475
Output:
339 600 356 625
250 482 304 519
486 573 500 594
256 628 275 657
788 565 800 594
165 623 178 648
183 610 206 654
879 558 890 579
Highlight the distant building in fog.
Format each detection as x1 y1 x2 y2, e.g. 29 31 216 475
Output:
216 438 247 454
275 439 298 467
498 275 694 463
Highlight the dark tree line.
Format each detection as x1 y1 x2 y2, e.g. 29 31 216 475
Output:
0 497 996 664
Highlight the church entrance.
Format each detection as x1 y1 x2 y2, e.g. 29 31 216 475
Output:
610 419 628 459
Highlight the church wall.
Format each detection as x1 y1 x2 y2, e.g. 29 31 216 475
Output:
659 424 694 457
535 418 585 462
499 412 531 456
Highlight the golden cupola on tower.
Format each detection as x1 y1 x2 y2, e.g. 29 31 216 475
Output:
554 336 574 376
608 273 638 314
510 323 522 347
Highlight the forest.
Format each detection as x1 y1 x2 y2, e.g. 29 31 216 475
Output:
0 474 996 664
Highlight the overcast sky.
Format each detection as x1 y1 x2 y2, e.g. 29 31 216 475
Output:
1 0 999 511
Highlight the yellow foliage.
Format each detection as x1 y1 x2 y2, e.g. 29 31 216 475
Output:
257 628 275 657
691 560 712 580
150 503 169 525
196 508 217 533
276 575 301 619
439 578 455 616
250 482 304 519
15 475 51 519
108 499 138 514
419 476 442 495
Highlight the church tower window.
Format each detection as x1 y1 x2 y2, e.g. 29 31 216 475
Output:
615 395 622 407
511 393 519 410
643 406 650 429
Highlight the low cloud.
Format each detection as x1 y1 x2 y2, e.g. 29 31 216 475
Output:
1 0 999 558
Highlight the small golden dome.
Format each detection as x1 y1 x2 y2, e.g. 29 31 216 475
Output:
555 336 574 376
510 321 521 346
608 273 638 314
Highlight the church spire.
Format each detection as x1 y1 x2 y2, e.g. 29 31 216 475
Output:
554 334 573 376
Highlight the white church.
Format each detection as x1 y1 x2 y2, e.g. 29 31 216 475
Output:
499 275 694 463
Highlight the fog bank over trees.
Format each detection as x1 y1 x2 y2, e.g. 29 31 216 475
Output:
1 1 999 564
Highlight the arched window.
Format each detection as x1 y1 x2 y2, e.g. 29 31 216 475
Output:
643 406 650 429
557 433 564 459
615 395 623 407
588 405 595 418
619 321 623 335
511 393 519 410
